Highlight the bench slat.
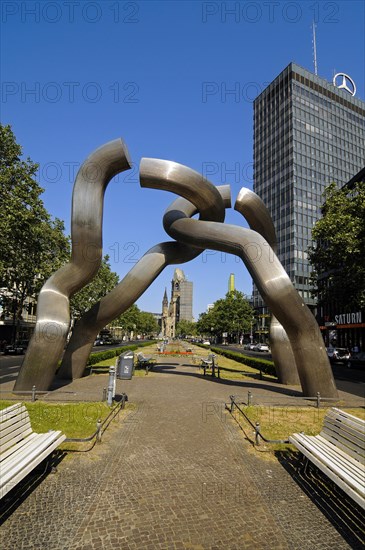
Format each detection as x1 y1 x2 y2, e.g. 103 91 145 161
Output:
0 426 33 455
331 408 365 428
1 433 49 475
0 431 65 486
323 417 365 449
0 432 39 463
299 434 364 488
0 433 66 499
289 434 365 509
290 433 365 497
314 435 365 486
0 403 66 500
0 405 29 429
321 431 365 463
1 420 33 452
0 403 23 422
1 414 32 438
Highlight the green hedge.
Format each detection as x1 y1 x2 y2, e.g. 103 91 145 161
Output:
87 341 155 367
196 344 277 377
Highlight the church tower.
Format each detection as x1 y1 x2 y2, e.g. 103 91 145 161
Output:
161 269 193 338
161 288 168 336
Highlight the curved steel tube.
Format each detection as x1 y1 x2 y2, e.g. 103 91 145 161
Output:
158 195 337 398
15 139 132 391
235 188 300 385
58 159 230 380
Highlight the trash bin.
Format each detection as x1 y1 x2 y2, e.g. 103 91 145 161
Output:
117 351 135 380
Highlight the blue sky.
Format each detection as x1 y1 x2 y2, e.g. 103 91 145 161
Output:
1 0 364 318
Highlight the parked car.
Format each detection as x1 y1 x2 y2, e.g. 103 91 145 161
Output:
93 339 104 346
346 351 365 369
202 340 211 346
327 347 351 363
4 341 28 355
244 343 256 350
255 343 270 352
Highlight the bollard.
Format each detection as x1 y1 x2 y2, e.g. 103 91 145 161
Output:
255 422 261 445
31 385 36 402
230 396 235 413
107 366 115 406
96 419 102 443
316 392 321 409
248 390 252 406
121 393 126 409
102 387 107 402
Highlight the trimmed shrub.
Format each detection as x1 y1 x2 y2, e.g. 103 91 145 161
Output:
195 343 277 377
87 341 155 367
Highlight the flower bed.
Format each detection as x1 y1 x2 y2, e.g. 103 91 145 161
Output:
159 351 193 355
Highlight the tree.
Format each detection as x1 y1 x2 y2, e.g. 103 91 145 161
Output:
111 304 140 337
138 311 158 336
175 319 197 338
308 182 365 311
0 124 70 341
197 290 254 343
110 304 158 339
70 255 119 319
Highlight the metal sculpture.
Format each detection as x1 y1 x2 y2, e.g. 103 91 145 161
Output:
58 177 231 380
140 158 338 398
234 188 300 386
15 139 132 391
14 138 338 399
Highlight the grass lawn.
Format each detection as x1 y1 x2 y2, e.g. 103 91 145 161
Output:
230 405 365 454
0 400 133 450
91 342 268 381
192 346 275 381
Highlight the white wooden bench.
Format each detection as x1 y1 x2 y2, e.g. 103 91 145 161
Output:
289 407 365 509
0 403 66 499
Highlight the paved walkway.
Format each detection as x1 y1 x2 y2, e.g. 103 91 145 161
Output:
0 357 364 549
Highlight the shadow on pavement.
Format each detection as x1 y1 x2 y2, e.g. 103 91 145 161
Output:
0 450 67 526
147 365 303 397
277 449 365 549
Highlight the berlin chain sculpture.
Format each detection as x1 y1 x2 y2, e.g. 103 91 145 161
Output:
234 188 300 386
14 138 338 399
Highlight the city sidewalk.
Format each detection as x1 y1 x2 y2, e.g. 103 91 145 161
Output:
0 356 364 549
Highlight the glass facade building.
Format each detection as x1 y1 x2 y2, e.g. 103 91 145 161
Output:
253 62 365 310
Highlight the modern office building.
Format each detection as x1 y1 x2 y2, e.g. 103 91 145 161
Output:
253 62 365 311
161 268 193 338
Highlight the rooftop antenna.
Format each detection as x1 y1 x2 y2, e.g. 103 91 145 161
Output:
312 21 318 75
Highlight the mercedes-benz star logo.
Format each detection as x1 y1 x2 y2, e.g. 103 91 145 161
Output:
333 73 356 96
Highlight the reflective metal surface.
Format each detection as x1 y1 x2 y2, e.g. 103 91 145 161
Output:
235 188 300 385
58 159 230 380
15 139 132 391
159 189 338 398
15 144 337 398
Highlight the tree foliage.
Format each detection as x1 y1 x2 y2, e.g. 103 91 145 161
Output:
175 319 197 337
0 124 70 339
111 304 158 336
196 290 254 342
70 255 119 319
308 182 365 310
